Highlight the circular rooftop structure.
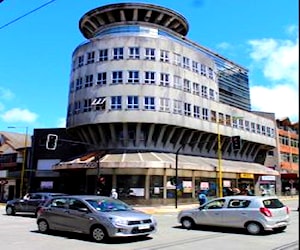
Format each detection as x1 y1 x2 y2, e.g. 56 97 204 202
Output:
79 2 189 39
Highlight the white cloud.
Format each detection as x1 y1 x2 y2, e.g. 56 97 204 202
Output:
0 87 14 101
1 108 38 123
248 29 299 122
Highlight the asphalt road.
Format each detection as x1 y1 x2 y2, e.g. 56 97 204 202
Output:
0 199 298 250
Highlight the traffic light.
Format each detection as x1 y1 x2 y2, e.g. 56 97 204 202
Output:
232 135 241 150
98 176 105 186
46 134 58 150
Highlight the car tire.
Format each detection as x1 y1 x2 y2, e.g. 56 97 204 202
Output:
6 206 15 216
38 219 49 233
90 225 107 242
181 217 195 230
245 222 263 235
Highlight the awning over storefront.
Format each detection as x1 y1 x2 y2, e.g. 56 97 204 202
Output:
53 152 279 176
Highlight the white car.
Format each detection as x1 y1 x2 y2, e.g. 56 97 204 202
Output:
177 195 290 235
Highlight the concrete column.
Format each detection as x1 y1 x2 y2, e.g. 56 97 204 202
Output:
145 172 150 200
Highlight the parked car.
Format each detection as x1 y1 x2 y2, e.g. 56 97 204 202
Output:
36 195 157 242
177 195 290 235
6 192 66 216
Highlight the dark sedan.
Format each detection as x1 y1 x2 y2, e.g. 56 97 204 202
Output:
6 192 66 216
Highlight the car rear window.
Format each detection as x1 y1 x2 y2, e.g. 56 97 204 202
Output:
263 199 284 208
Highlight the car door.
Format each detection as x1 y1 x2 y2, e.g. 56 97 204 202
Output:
221 199 251 227
66 198 94 234
26 193 43 212
194 199 226 226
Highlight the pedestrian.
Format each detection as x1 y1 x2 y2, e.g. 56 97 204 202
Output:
198 191 208 206
110 188 118 199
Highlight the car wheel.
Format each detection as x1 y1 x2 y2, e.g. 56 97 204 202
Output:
181 217 195 230
90 225 107 242
245 222 263 235
6 206 15 216
38 219 49 233
273 226 287 233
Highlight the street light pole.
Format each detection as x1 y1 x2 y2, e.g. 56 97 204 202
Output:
8 126 28 198
175 144 184 209
217 121 223 197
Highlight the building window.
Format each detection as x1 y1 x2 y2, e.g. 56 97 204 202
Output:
245 120 250 131
192 61 199 73
112 71 123 84
202 108 208 120
184 103 191 116
86 51 95 64
209 88 215 100
145 48 155 60
173 53 181 66
159 98 170 112
78 55 84 68
210 110 217 123
201 85 208 98
144 96 155 110
99 49 108 62
74 101 81 114
251 122 256 133
238 118 244 130
208 67 214 79
76 77 83 90
92 97 106 111
173 100 182 114
97 72 107 85
70 81 75 92
128 71 139 83
144 71 155 84
183 56 190 69
183 79 191 92
128 47 140 59
111 96 122 110
83 98 92 112
173 75 182 89
192 82 200 95
261 125 266 135
127 96 139 109
256 124 261 134
193 105 200 118
200 64 206 76
218 113 224 124
160 73 170 86
113 47 124 60
233 118 238 128
225 115 231 126
160 50 169 62
85 74 93 88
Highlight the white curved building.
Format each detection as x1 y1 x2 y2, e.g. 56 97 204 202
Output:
59 3 278 204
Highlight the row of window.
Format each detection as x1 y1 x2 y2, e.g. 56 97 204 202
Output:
68 95 275 138
70 71 218 100
279 135 299 148
280 152 299 163
72 47 216 80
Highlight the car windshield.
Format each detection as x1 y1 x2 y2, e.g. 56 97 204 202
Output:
86 198 133 212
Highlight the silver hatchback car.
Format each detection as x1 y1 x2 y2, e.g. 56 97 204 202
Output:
36 195 157 242
178 195 290 235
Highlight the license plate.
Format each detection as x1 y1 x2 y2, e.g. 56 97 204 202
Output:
138 224 150 230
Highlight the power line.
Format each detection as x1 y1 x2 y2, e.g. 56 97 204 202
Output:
0 0 56 30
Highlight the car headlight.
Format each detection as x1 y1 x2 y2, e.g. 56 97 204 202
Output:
110 217 128 226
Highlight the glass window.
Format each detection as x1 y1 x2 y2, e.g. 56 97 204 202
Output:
173 53 181 66
160 73 170 86
78 55 84 68
183 56 190 69
173 75 182 89
183 79 191 92
192 82 200 95
193 105 200 118
76 77 83 90
113 47 124 60
144 71 156 84
144 96 155 110
111 96 122 110
159 98 170 112
201 85 208 98
99 49 108 61
150 175 163 198
83 98 92 112
160 50 169 62
184 103 191 116
127 96 139 109
97 72 107 85
192 61 199 73
86 51 95 64
202 108 208 120
128 71 139 83
117 175 146 199
145 48 155 60
112 71 123 84
128 47 140 59
173 100 182 114
85 74 93 88
200 64 207 76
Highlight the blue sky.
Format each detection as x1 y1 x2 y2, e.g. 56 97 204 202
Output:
0 0 298 135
